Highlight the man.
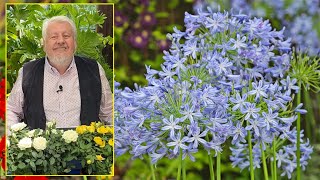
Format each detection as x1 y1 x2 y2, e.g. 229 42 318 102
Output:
7 16 113 130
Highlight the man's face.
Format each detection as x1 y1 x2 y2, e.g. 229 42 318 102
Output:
43 21 76 63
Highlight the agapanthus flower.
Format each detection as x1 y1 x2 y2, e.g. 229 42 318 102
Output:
115 8 313 179
161 115 182 138
167 132 190 155
195 0 320 56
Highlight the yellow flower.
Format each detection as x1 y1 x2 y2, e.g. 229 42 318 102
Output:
96 154 105 161
76 125 87 134
87 160 92 164
95 121 102 127
87 125 95 133
90 122 96 127
97 126 108 134
106 126 113 134
94 137 106 148
108 139 114 147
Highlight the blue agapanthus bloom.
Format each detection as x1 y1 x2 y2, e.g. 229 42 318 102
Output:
194 0 320 56
115 8 312 179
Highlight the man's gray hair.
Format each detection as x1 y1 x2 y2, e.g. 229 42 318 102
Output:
42 16 77 41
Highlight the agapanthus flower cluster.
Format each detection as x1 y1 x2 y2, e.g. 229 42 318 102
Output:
115 8 312 178
228 77 313 178
194 0 320 56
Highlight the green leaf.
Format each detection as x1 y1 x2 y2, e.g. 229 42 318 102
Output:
31 151 38 158
17 152 23 159
38 150 43 157
11 165 17 171
65 155 75 161
80 142 87 149
106 36 113 45
30 161 36 168
88 166 92 175
36 159 43 165
64 168 71 173
43 160 48 167
18 162 26 169
49 157 55 165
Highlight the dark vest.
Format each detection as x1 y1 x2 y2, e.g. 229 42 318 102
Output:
22 56 101 129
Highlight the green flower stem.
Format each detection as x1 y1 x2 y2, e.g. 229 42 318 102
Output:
273 141 277 180
296 81 301 180
83 176 87 180
182 156 186 180
247 78 254 180
271 158 274 180
177 148 182 180
247 127 254 180
217 152 221 180
260 144 268 180
150 156 156 180
206 134 215 180
208 153 215 180
97 176 102 180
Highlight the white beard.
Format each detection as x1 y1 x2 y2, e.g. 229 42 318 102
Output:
48 54 73 67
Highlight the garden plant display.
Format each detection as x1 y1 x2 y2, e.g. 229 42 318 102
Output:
115 8 317 180
7 122 113 175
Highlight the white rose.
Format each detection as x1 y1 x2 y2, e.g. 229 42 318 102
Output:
11 122 27 132
7 139 10 147
46 121 55 128
17 137 32 150
62 130 78 143
33 137 47 151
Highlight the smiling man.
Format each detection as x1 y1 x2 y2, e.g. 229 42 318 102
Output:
7 16 113 130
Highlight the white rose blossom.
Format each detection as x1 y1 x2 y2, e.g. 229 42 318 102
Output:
33 137 47 151
11 122 27 132
17 137 32 150
62 130 78 143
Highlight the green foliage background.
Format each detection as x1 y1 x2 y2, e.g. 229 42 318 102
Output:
6 4 113 92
